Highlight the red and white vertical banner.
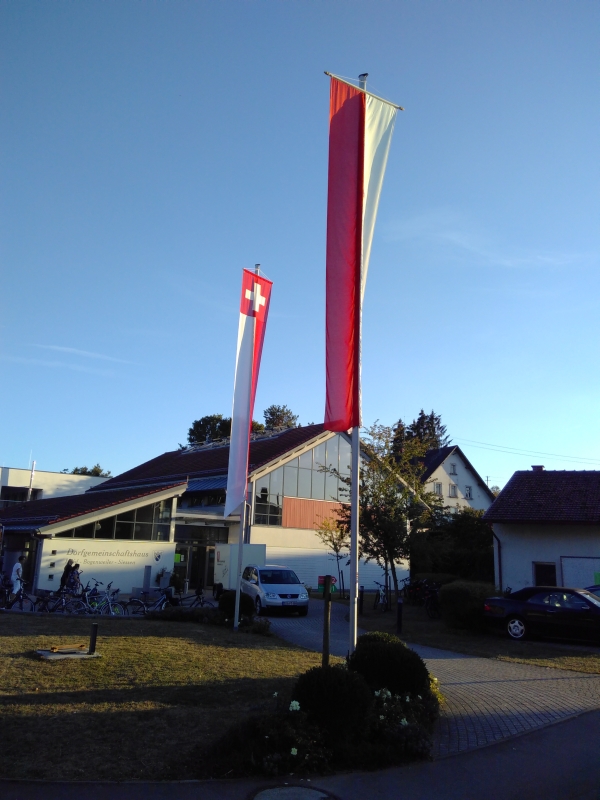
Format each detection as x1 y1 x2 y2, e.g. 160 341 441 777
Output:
224 269 273 518
324 75 398 431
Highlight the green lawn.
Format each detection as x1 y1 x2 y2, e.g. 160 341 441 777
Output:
0 613 337 781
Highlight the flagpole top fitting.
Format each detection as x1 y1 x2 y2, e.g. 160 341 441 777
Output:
358 73 368 90
254 264 260 275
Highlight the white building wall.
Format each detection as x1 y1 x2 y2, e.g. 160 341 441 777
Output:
493 523 600 590
249 524 408 593
427 454 492 512
0 467 107 498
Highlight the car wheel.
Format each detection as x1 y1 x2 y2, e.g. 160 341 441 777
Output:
507 616 527 640
298 606 308 617
255 597 263 617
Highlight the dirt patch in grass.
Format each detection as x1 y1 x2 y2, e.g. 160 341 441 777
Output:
354 595 600 675
0 614 335 781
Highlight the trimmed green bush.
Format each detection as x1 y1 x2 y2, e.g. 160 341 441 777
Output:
439 580 496 631
292 665 373 740
412 573 459 586
347 632 430 696
145 606 223 624
218 590 255 619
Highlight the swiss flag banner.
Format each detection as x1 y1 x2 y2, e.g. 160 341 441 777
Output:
224 269 273 517
324 76 397 431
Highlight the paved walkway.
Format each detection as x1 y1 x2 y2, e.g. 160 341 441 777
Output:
269 599 600 758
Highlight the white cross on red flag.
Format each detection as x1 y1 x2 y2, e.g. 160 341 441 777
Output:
224 269 273 518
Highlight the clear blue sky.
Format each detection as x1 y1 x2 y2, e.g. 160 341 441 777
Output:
1 1 599 487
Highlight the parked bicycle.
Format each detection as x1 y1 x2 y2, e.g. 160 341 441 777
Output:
424 583 442 619
34 588 81 614
126 586 179 615
1 581 36 612
177 586 215 609
68 580 126 616
373 580 389 612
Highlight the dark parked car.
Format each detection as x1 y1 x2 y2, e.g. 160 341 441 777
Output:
484 586 600 643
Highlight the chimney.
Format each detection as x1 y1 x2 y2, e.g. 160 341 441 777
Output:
531 465 545 472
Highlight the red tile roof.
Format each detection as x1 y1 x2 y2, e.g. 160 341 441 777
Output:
484 470 600 524
94 424 327 491
0 483 186 530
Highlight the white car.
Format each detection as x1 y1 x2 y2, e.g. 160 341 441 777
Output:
241 564 309 616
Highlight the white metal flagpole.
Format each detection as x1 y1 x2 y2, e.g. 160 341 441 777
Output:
347 72 369 655
232 263 262 631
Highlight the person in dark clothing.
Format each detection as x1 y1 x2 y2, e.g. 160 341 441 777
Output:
60 559 74 591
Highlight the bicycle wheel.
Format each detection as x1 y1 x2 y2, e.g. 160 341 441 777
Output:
65 600 86 614
11 596 34 612
126 599 147 615
105 602 127 616
199 598 215 609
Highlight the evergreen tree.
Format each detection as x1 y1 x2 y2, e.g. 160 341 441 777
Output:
393 409 450 459
263 404 298 430
187 414 265 445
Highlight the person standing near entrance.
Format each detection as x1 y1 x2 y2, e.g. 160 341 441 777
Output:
10 556 26 599
60 559 74 591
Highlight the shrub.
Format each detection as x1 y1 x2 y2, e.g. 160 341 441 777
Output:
347 632 430 696
186 709 331 779
218 590 255 619
292 665 373 740
412 573 459 586
439 580 496 631
145 606 223 624
238 615 272 636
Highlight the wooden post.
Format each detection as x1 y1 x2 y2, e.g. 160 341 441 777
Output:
322 575 332 668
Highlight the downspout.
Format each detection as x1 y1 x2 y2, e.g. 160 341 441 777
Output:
492 529 502 592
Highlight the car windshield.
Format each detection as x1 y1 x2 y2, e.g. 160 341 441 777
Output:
580 591 600 608
260 569 301 585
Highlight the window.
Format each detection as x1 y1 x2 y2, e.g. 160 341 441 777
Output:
433 483 442 496
533 562 557 586
56 501 173 541
465 486 472 500
252 433 350 524
448 484 457 498
449 463 457 475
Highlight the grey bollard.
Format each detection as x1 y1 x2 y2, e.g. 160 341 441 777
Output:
88 622 99 655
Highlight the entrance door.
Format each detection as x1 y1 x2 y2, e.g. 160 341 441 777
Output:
534 562 557 586
174 545 213 591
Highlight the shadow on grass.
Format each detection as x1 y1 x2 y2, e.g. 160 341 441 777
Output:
0 675 294 709
0 675 297 782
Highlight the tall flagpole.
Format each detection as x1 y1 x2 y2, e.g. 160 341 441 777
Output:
324 70 398 654
348 72 368 655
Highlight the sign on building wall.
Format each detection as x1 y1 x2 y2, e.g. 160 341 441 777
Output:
38 539 176 593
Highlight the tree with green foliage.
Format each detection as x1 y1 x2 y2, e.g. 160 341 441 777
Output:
187 414 264 445
410 507 494 582
393 409 450 460
335 424 440 603
314 516 350 598
263 404 298 430
61 465 112 477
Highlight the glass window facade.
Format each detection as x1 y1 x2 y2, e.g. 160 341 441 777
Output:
54 500 173 540
253 434 351 525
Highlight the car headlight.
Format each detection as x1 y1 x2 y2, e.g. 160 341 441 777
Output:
299 593 308 600
266 592 278 599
